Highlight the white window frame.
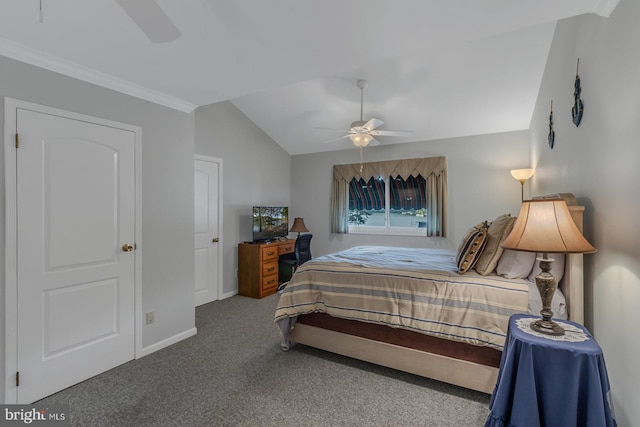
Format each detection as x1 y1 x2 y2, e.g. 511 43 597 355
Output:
348 176 427 237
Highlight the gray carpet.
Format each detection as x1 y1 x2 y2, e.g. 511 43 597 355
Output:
38 294 491 426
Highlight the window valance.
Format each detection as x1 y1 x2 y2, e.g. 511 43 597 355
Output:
333 156 446 182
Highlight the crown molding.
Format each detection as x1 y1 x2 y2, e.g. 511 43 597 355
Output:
591 0 620 17
0 37 197 113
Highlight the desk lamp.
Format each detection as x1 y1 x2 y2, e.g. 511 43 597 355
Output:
289 217 309 238
502 199 595 335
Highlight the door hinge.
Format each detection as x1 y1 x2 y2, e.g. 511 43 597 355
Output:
16 371 19 387
15 133 19 149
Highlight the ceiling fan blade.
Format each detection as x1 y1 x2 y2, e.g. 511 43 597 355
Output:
322 135 351 144
362 118 384 131
369 129 413 137
315 127 352 133
368 138 381 147
115 0 182 43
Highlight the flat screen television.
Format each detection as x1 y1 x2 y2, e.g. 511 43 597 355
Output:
252 206 289 242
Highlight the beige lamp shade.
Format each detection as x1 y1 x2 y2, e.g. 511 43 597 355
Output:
510 168 535 182
290 217 309 234
502 199 596 254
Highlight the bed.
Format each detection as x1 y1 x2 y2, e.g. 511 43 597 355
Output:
274 198 585 394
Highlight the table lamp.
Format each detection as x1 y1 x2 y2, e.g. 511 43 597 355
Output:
510 169 535 201
289 217 309 238
501 199 595 335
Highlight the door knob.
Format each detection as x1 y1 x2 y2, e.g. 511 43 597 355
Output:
122 244 134 252
212 238 219 243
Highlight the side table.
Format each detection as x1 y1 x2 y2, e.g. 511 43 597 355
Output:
485 313 616 427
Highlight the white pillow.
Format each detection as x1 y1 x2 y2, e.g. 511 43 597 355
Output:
527 253 565 284
527 280 568 320
496 249 537 279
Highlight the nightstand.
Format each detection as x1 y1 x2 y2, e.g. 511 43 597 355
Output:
485 313 616 427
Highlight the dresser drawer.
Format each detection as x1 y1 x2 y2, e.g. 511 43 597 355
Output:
262 274 279 293
279 243 295 255
262 261 278 277
261 246 279 262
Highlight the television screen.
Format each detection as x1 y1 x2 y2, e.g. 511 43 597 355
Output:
252 206 289 242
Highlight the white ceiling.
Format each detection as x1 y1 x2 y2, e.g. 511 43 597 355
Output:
0 0 619 155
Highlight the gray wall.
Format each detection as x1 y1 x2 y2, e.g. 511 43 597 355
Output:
529 0 640 423
291 130 531 258
194 101 291 296
1 56 196 401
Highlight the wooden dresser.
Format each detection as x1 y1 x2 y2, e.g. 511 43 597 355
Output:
238 240 295 298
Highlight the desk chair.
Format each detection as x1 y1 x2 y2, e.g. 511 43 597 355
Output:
278 234 312 289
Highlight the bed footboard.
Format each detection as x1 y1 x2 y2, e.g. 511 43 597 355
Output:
290 323 499 394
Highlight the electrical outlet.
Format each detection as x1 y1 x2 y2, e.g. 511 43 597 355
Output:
146 312 154 325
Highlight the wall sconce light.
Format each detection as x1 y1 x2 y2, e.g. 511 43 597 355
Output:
510 169 535 201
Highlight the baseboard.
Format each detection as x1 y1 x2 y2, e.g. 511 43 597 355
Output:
137 327 197 358
220 290 238 300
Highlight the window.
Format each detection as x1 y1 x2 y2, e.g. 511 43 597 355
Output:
331 157 447 237
348 174 428 235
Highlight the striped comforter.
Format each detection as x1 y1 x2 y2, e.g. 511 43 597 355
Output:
274 246 529 351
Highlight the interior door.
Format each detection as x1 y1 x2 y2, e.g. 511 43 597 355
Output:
194 156 222 306
14 107 136 403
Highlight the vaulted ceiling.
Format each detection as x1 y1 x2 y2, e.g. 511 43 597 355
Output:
0 0 619 154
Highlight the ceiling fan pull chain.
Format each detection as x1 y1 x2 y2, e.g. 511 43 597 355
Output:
359 146 364 173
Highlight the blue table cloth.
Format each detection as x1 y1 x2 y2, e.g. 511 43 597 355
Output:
485 313 616 427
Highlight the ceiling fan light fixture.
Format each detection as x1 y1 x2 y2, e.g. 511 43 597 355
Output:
350 133 373 147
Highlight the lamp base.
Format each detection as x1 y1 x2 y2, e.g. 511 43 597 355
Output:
530 319 565 336
531 255 565 336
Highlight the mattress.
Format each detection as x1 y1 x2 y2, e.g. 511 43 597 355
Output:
275 246 531 351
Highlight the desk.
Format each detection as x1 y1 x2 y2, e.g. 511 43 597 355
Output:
238 240 295 298
485 313 616 427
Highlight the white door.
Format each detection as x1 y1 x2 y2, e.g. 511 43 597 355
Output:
194 156 222 306
14 106 136 403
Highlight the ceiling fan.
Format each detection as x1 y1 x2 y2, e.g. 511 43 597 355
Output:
324 79 413 148
114 0 182 43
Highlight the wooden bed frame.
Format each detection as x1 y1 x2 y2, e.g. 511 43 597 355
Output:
288 200 585 394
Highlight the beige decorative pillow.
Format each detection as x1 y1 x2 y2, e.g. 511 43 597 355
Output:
475 214 517 276
456 222 489 274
